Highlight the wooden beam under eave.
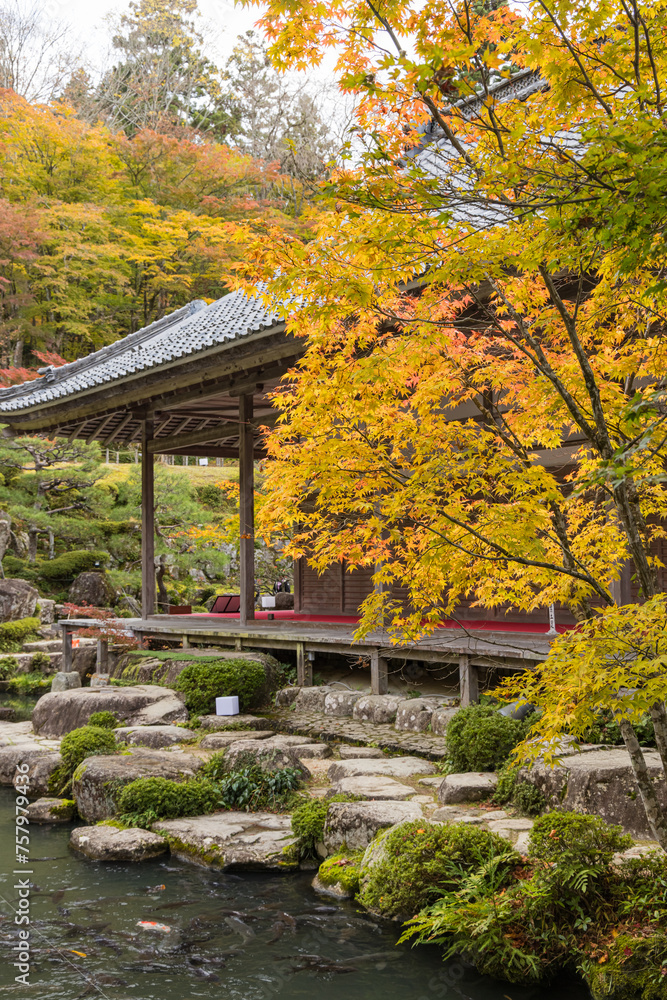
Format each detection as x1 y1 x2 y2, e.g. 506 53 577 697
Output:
104 411 135 444
149 413 279 455
141 417 156 619
239 393 255 625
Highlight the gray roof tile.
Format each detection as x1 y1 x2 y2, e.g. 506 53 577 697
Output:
0 290 283 414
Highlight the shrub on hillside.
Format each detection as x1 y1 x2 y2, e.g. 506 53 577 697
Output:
39 550 109 581
0 618 40 653
174 657 266 715
359 820 517 917
444 704 531 772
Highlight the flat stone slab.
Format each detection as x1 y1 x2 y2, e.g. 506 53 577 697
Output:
115 726 197 748
324 800 423 852
71 825 167 861
199 731 275 750
291 744 332 759
328 775 417 800
27 797 76 823
199 715 268 731
72 750 204 822
487 818 534 834
338 746 386 759
438 772 498 804
153 812 296 869
328 756 436 781
519 748 667 839
32 685 188 738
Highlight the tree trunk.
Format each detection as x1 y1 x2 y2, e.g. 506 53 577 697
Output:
649 702 667 775
618 717 667 850
12 339 23 368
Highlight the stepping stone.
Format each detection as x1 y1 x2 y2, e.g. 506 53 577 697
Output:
199 731 275 750
198 714 268 730
487 817 534 834
292 744 332 759
328 775 416 800
409 794 435 805
324 800 423 852
115 725 197 749
328 756 436 781
418 776 442 787
338 746 385 759
71 825 167 861
27 797 76 824
153 812 296 870
438 772 498 804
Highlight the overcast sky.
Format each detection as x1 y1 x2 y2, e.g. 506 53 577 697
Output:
55 0 265 68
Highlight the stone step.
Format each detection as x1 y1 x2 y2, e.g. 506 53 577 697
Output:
22 639 63 653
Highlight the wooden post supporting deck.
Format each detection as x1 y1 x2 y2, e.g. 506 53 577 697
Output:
61 624 73 672
296 642 312 686
239 394 255 625
459 654 479 706
141 417 156 619
370 650 388 695
96 639 108 673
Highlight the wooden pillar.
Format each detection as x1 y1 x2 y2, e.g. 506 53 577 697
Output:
61 624 72 672
370 650 388 695
296 642 312 686
141 417 156 619
459 654 479 706
96 639 108 673
239 393 255 625
182 635 190 649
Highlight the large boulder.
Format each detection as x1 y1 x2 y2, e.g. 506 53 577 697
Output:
324 691 363 717
294 686 334 713
37 599 55 625
275 687 300 707
518 747 667 839
72 749 204 822
0 578 38 623
0 743 63 797
70 825 167 861
431 707 459 736
32 684 188 738
395 698 441 732
324 800 423 852
352 694 402 725
222 739 311 779
68 571 116 608
153 812 297 870
0 512 11 563
327 756 436 781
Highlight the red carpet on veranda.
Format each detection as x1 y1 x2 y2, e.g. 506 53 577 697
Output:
186 610 568 634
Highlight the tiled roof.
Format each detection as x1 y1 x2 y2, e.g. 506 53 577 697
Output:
0 290 283 413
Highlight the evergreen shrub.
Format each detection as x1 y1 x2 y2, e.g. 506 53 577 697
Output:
30 652 51 671
359 819 517 917
40 550 109 581
61 725 118 773
88 711 119 729
0 656 19 679
117 776 219 827
175 657 266 714
0 618 40 652
444 704 531 772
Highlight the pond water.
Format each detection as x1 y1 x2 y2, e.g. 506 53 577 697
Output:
0 789 590 1000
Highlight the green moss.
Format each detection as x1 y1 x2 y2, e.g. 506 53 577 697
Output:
291 798 329 856
445 704 532 772
318 851 364 894
174 657 266 714
50 799 76 818
359 820 517 918
585 933 667 1000
162 834 224 867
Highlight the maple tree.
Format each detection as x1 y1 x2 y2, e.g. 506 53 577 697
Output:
235 0 667 843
